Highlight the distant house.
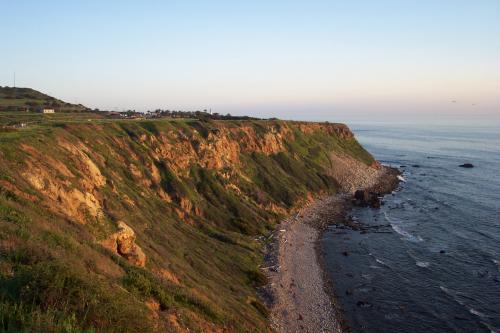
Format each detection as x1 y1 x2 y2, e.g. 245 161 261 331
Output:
107 111 122 119
38 108 55 114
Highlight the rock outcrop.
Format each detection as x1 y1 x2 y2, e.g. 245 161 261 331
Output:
101 221 146 267
353 189 381 208
20 141 106 223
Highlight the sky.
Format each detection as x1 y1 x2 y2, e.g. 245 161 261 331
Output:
1 0 499 121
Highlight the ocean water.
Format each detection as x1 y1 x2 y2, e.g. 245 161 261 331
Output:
322 122 500 333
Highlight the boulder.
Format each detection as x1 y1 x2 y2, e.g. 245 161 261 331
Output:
353 189 381 208
101 221 146 267
354 189 367 203
459 163 474 168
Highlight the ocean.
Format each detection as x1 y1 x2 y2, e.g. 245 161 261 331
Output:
322 121 500 333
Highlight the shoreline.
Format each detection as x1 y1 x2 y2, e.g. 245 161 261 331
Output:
262 166 399 333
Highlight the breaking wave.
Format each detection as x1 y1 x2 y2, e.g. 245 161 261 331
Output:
384 212 423 242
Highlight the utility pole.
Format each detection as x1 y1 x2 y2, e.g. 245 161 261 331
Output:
13 71 16 99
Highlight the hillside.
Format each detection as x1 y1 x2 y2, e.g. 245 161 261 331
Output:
0 87 88 112
0 116 377 332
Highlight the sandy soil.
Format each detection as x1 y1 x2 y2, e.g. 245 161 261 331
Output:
263 162 399 333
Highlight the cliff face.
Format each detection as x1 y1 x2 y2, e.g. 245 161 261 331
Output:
0 119 375 332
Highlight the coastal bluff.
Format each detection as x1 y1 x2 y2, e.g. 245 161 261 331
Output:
0 117 379 332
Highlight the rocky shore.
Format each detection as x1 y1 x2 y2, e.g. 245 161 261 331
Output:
262 161 400 333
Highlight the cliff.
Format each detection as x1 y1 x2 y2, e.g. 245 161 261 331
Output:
0 117 376 332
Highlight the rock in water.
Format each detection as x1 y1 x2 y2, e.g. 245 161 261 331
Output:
459 163 474 168
354 189 367 203
353 189 381 208
356 300 373 308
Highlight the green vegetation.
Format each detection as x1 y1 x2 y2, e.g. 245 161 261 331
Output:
0 112 374 332
0 87 88 112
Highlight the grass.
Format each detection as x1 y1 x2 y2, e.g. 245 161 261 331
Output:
0 87 88 112
0 261 155 333
0 116 375 332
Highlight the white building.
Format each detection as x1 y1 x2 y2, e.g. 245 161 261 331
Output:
40 108 55 114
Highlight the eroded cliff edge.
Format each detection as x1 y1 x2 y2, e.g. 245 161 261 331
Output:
0 119 378 332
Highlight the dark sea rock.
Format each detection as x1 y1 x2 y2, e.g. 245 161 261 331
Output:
356 301 373 308
459 163 474 168
354 189 381 208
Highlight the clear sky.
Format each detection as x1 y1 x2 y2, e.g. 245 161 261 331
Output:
1 0 499 120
